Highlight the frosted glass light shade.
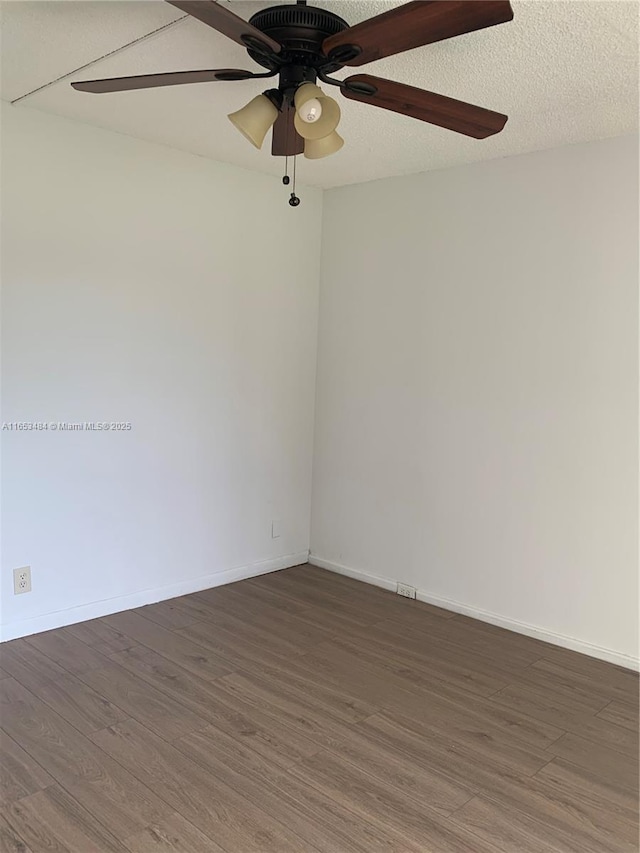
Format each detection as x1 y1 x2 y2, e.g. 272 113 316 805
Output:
294 83 341 140
294 83 323 113
228 94 279 149
304 131 344 159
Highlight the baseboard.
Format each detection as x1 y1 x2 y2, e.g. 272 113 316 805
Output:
310 556 398 593
0 550 309 642
309 555 639 672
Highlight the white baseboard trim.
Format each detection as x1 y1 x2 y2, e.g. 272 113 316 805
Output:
309 555 639 672
0 550 309 642
310 556 397 592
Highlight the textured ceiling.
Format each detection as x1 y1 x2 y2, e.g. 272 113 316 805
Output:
1 1 638 188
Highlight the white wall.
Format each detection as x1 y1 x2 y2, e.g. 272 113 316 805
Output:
1 104 322 640
2 106 637 668
311 135 639 668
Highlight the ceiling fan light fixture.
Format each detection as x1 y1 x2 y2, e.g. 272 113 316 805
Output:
228 91 280 149
293 83 341 140
304 130 344 160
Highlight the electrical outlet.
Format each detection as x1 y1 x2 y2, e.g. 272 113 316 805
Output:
271 520 281 539
13 566 32 595
396 582 416 599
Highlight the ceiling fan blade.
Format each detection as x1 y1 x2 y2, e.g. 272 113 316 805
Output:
342 75 507 138
71 69 258 93
166 1 281 55
271 101 304 156
323 0 513 66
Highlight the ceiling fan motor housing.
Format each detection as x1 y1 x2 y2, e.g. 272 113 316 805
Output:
247 4 349 75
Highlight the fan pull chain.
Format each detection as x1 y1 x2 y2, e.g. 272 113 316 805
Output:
278 96 300 206
289 153 300 207
283 104 291 186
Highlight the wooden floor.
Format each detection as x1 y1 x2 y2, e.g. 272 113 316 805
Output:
1 565 638 853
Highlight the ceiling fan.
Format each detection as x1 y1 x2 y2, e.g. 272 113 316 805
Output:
72 0 513 196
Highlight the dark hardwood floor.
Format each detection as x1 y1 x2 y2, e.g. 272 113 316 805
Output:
1 564 638 852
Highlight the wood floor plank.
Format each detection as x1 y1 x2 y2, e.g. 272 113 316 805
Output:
322 718 476 816
358 710 550 792
125 812 226 853
230 572 406 642
176 619 302 675
132 600 203 631
598 698 640 732
363 709 637 852
382 611 547 669
396 683 564 753
104 611 232 681
145 592 237 625
1 728 53 806
450 613 564 660
244 573 379 626
79 662 210 742
28 672 129 735
535 646 640 696
0 679 167 840
183 600 334 655
187 609 312 660
0 678 32 703
277 599 390 641
0 639 69 690
328 629 511 698
478 761 639 851
218 669 377 751
171 589 330 649
545 732 639 793
220 653 378 725
528 657 637 707
488 772 640 850
363 708 638 849
493 682 638 755
65 618 135 655
218 672 475 819
2 784 129 852
301 637 422 715
109 645 320 768
175 721 426 853
196 580 311 617
289 749 503 853
24 628 111 674
535 757 639 826
505 674 612 718
305 639 562 755
286 640 429 710
450 795 628 853
0 814 33 853
260 570 409 624
270 769 427 853
369 617 535 680
91 718 321 853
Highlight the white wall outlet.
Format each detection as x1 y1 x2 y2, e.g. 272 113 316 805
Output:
271 520 281 539
397 582 416 599
13 566 32 595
